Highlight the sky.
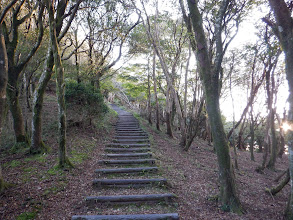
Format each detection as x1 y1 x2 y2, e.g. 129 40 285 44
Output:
220 4 289 121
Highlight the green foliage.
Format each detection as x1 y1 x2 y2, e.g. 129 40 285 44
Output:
70 150 89 164
47 166 62 176
3 160 21 168
24 154 48 163
16 212 37 220
65 81 108 114
10 142 30 154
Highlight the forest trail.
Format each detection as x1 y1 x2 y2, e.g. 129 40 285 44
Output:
72 104 179 219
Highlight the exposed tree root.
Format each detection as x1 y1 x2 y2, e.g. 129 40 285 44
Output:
266 169 290 196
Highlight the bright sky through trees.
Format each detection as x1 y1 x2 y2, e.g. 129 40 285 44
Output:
116 1 289 122
221 5 289 121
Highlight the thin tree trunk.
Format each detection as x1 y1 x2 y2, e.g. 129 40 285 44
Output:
250 109 255 161
30 47 53 154
237 118 246 151
184 96 204 151
140 0 186 144
153 50 160 131
266 70 277 170
147 56 152 125
0 24 8 192
166 86 173 137
183 44 191 124
229 69 239 168
46 0 72 168
74 29 80 83
277 111 286 158
256 120 270 173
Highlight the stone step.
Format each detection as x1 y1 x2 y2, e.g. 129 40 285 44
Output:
113 139 150 143
116 129 143 132
105 148 150 153
117 123 137 124
92 178 167 187
116 125 139 128
116 130 146 133
115 132 148 136
106 143 150 148
85 193 176 204
95 167 158 175
117 123 138 125
99 159 156 165
72 213 179 220
103 153 152 158
114 136 149 139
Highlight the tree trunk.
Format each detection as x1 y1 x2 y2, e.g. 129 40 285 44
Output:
265 1 293 216
153 50 160 131
278 111 286 158
165 86 173 137
30 47 54 154
183 43 191 124
31 0 73 154
206 90 241 212
257 122 270 173
74 29 81 83
0 24 8 192
6 74 27 143
140 1 186 144
267 108 278 169
237 119 246 151
250 110 255 161
185 0 242 212
266 69 277 170
184 96 204 151
46 0 72 168
284 50 293 218
4 3 44 145
147 57 152 125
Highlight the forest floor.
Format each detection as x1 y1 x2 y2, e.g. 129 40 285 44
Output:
0 92 289 220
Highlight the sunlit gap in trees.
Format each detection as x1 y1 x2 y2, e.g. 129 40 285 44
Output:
220 5 289 123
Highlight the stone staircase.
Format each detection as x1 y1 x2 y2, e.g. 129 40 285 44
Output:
72 105 179 220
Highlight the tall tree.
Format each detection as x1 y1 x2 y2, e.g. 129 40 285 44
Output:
266 0 293 218
137 0 188 146
180 0 249 212
153 49 160 131
0 0 18 193
3 0 44 144
45 0 73 168
30 0 81 154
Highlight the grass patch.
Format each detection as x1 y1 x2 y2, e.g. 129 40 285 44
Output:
70 151 89 164
10 142 29 154
22 167 37 173
16 212 37 220
24 154 48 163
47 166 62 176
3 159 21 168
42 182 67 197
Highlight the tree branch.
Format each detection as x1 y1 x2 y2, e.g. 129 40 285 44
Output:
0 0 18 24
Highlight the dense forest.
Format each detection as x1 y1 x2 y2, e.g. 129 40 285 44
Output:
1 0 293 219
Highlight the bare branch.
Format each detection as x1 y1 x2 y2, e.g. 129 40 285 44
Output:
0 0 18 24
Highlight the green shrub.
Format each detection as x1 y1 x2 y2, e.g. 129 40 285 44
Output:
65 81 108 114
